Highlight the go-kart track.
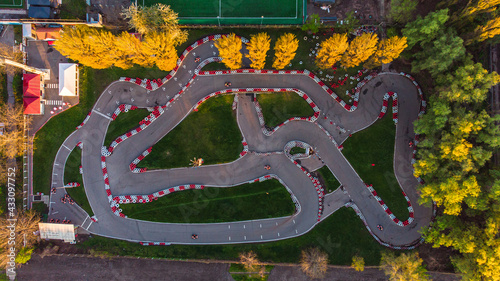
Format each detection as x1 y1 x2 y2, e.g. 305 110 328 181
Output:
47 35 433 249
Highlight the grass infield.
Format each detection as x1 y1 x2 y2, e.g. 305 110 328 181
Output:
257 92 314 128
120 179 295 223
63 148 94 216
342 113 410 220
104 108 150 147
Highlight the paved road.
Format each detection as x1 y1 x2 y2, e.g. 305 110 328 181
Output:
47 36 432 247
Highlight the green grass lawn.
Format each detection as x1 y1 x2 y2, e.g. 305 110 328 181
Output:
120 179 295 223
342 113 409 220
257 92 314 128
104 109 150 147
78 206 385 265
63 148 94 216
59 0 87 19
138 95 242 169
289 147 306 155
315 166 340 193
33 66 169 195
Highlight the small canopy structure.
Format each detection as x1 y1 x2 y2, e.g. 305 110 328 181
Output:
38 223 76 243
23 74 42 115
58 63 79 96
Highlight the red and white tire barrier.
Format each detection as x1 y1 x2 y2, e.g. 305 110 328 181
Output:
140 241 171 246
111 104 139 120
231 93 238 110
76 111 92 130
113 184 204 204
346 201 423 250
129 147 152 173
292 160 324 221
365 183 414 226
240 138 249 157
119 35 248 90
196 57 222 74
65 182 80 188
245 174 301 213
284 140 312 160
76 141 83 149
90 216 98 222
106 106 165 155
79 166 83 174
378 91 399 124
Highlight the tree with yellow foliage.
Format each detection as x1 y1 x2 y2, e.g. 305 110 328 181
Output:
466 17 500 44
364 36 408 69
380 252 429 281
272 33 299 70
112 32 145 69
142 32 179 71
458 0 500 20
215 33 242 70
246 32 271 69
55 26 115 69
315 33 349 69
341 33 379 69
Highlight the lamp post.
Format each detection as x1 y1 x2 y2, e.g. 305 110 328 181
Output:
217 16 220 27
260 16 264 28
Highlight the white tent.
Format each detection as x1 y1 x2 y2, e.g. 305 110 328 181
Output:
58 63 79 96
38 222 76 243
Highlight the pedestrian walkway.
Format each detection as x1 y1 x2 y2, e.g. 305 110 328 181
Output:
46 83 58 89
45 100 63 105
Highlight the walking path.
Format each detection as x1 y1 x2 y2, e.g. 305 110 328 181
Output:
48 34 433 248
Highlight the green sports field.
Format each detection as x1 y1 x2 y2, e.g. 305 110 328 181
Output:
141 0 306 25
0 0 22 8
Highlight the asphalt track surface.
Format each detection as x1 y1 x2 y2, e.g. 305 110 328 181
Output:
47 35 433 247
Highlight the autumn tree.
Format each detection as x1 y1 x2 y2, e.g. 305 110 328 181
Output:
388 0 418 24
55 26 114 69
121 3 187 44
112 32 145 69
0 42 23 75
364 36 408 69
0 210 40 269
380 252 429 281
272 33 299 70
457 0 500 21
436 62 500 103
0 104 28 158
466 17 500 44
341 33 379 69
246 32 271 70
300 248 328 279
239 251 260 272
315 33 349 69
351 255 365 272
402 9 449 48
142 32 179 71
215 33 242 70
302 14 322 33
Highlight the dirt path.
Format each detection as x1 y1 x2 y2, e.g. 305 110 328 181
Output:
17 254 461 281
17 254 233 281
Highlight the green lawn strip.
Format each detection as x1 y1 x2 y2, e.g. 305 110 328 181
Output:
315 166 340 193
63 148 94 216
289 147 306 155
257 92 314 128
120 179 295 223
138 95 242 169
59 0 87 19
31 202 48 217
33 66 169 195
231 273 270 281
104 109 151 147
78 207 385 265
200 62 228 71
229 263 273 280
342 113 409 220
